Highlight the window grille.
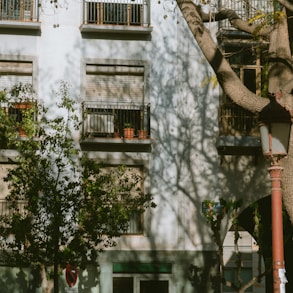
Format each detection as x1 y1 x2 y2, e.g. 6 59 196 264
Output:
0 0 34 21
84 63 150 139
85 0 144 26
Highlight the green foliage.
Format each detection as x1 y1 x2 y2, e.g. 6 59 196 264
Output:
0 82 155 288
248 10 286 33
124 122 132 128
0 83 37 148
201 198 265 292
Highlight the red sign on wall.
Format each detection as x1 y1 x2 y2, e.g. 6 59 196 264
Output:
66 263 78 287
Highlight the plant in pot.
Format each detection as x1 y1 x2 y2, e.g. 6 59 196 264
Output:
123 123 134 139
10 83 36 137
11 83 34 109
138 129 147 139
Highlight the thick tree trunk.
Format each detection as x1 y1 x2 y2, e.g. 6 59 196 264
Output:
177 1 293 224
177 0 268 112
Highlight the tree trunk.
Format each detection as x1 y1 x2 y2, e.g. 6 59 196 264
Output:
177 0 293 225
53 258 59 293
41 265 54 293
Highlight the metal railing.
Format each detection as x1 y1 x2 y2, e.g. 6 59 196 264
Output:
0 199 27 216
219 103 259 136
82 101 150 139
0 0 36 21
0 100 37 138
83 0 149 26
218 0 274 30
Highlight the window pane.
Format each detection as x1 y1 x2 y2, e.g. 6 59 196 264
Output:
223 268 253 292
243 69 256 93
140 280 168 293
113 277 133 293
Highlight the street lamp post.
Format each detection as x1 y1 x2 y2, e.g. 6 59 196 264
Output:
258 94 291 293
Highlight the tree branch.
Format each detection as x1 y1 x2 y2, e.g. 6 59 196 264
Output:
176 0 268 112
199 8 272 37
278 0 293 12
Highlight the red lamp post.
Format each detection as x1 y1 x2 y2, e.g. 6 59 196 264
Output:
259 94 291 293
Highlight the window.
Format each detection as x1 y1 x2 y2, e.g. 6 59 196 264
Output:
0 60 36 138
0 0 35 21
113 263 172 293
218 46 267 136
0 164 27 217
223 46 267 101
100 165 145 235
84 0 145 26
83 63 150 139
219 0 273 30
113 277 169 293
222 230 262 292
223 267 253 292
0 60 33 88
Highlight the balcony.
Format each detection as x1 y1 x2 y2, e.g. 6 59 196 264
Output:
80 101 151 152
80 0 152 36
217 0 273 41
0 0 40 30
216 103 261 155
0 100 38 149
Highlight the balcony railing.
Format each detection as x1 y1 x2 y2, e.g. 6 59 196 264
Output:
219 103 259 136
0 0 37 22
0 199 27 216
0 100 37 139
83 0 150 27
218 0 273 31
82 101 150 139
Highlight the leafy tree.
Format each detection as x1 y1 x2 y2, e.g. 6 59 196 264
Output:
175 0 293 224
199 199 267 293
0 82 154 293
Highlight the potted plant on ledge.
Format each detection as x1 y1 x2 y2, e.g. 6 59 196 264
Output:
138 129 147 139
123 123 134 139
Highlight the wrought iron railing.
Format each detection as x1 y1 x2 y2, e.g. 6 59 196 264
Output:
82 101 150 139
219 103 259 136
0 0 37 21
218 0 274 30
83 0 149 26
0 100 37 138
0 199 27 216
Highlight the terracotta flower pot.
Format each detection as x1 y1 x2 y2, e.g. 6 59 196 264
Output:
113 132 121 138
18 127 27 137
138 129 147 139
124 128 134 139
14 102 33 109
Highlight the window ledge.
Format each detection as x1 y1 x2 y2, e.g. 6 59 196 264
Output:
0 20 41 30
80 24 152 35
80 137 152 152
0 149 19 162
216 135 261 155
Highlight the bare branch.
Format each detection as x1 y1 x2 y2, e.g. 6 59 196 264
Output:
242 271 267 292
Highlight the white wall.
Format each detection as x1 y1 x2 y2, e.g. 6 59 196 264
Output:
0 0 271 258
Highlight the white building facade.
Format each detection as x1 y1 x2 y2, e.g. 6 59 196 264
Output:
0 0 274 292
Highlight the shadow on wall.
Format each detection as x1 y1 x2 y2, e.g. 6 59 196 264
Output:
0 266 40 293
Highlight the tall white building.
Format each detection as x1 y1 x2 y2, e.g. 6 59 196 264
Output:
0 0 276 292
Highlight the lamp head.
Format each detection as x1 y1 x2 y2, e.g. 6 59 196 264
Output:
258 94 292 161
